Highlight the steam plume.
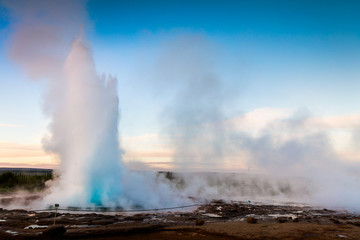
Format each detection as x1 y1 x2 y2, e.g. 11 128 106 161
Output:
151 36 360 211
3 0 186 209
42 37 124 206
2 0 88 80
41 35 188 208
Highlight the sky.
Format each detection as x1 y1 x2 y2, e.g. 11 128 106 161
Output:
1 0 360 170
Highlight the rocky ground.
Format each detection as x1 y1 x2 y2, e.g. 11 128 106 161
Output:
0 200 359 239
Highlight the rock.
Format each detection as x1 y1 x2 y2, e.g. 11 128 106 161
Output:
246 217 257 224
124 214 144 221
277 217 287 223
353 221 360 227
0 230 16 240
347 221 360 227
293 218 299 222
330 218 341 224
92 219 114 225
42 225 66 237
195 219 205 226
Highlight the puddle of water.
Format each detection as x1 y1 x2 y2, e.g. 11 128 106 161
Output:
24 225 48 229
268 214 297 220
6 230 18 235
202 213 222 218
245 214 255 217
68 224 99 228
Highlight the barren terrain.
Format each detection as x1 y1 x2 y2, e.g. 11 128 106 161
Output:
0 200 359 239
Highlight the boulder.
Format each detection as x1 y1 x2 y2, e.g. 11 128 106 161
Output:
330 218 341 224
195 219 205 226
42 225 66 237
246 217 257 224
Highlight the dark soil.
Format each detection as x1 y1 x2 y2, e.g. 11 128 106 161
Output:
0 200 359 239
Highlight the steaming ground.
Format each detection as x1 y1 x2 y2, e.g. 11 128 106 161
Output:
0 170 353 213
0 171 306 209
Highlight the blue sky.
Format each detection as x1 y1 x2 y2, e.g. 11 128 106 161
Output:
87 0 360 120
1 0 360 169
84 0 360 114
86 0 360 36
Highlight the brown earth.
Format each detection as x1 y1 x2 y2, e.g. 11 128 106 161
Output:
0 200 359 239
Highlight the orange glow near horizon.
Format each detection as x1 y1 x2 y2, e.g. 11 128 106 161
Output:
0 141 250 172
0 141 58 169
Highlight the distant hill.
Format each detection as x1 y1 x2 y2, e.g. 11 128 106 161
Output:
0 168 52 174
0 168 53 192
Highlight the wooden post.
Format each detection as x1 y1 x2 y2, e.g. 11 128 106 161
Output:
53 204 59 225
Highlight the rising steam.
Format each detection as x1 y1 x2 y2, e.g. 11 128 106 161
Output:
42 36 124 206
151 37 360 211
41 36 187 208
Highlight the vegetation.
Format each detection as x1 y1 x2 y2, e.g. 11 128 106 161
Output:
0 171 53 192
158 171 176 181
157 171 185 189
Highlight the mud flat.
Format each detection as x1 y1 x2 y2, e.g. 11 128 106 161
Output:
0 200 359 239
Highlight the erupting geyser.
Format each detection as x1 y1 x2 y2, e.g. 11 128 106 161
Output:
41 35 186 209
43 36 124 207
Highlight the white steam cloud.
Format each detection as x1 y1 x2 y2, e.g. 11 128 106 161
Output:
2 0 88 80
150 37 360 211
41 36 185 208
153 36 236 170
42 37 124 206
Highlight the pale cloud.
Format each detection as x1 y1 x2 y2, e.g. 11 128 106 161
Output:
124 149 173 159
122 134 166 149
124 160 173 171
122 133 174 170
2 108 360 171
226 108 360 138
0 123 24 128
225 108 293 136
123 148 174 170
121 108 360 172
122 134 160 143
308 113 360 129
336 151 360 162
0 141 57 168
2 0 88 80
226 108 360 164
0 162 56 169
